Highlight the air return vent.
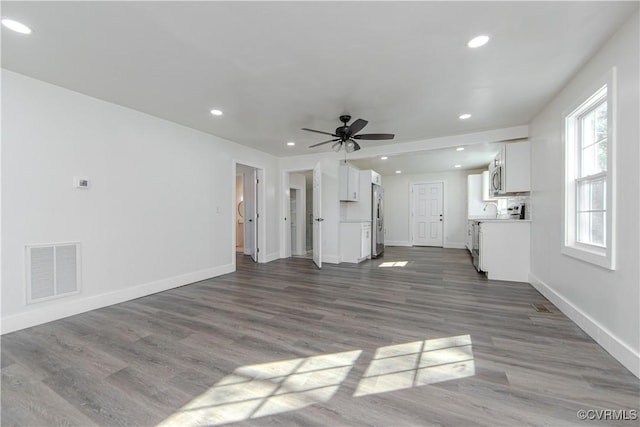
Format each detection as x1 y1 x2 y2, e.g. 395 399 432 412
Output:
26 243 80 303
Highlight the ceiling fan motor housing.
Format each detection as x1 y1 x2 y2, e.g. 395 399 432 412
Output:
339 115 352 124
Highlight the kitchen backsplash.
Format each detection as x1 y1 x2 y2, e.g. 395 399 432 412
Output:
505 195 531 220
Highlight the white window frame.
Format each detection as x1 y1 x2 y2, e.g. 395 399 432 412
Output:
562 68 616 270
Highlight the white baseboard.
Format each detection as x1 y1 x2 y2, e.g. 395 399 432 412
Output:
529 272 639 378
323 254 340 264
444 242 467 249
264 251 280 263
1 263 235 335
385 241 412 247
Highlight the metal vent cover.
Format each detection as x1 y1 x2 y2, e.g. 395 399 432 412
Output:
26 243 80 303
532 303 552 313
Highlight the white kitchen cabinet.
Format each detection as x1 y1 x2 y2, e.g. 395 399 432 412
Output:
369 170 382 185
340 221 371 263
494 141 531 194
339 164 360 201
478 220 530 282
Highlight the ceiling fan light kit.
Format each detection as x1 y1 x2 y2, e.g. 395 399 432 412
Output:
303 115 394 152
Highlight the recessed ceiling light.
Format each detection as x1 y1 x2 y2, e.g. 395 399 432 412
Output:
395 170 402 174
467 35 489 48
456 147 465 151
454 164 462 168
459 113 471 120
381 156 388 160
210 109 223 116
287 141 295 146
1 18 32 34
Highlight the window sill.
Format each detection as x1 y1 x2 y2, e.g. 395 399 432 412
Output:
562 244 615 270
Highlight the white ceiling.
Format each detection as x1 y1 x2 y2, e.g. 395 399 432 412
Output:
2 1 636 165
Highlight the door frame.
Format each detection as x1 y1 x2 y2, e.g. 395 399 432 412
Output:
409 180 446 247
288 185 305 256
280 168 314 259
232 160 266 267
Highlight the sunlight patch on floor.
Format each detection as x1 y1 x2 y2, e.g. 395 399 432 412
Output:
353 334 475 397
158 335 475 426
378 261 408 267
158 350 362 427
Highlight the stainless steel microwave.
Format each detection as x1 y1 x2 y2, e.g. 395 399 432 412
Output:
490 166 502 195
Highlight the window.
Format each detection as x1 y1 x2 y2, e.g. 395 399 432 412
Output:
563 70 616 269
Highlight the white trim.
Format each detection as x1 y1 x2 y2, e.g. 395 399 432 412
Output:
562 68 616 270
385 240 412 247
444 242 467 249
322 254 340 264
2 263 235 335
264 251 280 263
529 272 639 378
280 167 315 260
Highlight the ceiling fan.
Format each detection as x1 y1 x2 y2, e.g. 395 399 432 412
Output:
302 115 395 153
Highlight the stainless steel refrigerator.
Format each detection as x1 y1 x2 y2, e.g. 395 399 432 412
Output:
372 183 384 258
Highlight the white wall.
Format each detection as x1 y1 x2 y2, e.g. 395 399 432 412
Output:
528 13 639 377
383 170 473 248
1 70 281 333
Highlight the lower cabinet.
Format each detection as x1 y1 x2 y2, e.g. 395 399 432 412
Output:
479 221 530 282
340 221 372 263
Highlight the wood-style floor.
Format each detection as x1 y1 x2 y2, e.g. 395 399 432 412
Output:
2 247 638 426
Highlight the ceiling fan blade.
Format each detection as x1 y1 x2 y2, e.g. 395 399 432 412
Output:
309 138 339 148
301 128 337 137
349 119 368 135
353 133 395 140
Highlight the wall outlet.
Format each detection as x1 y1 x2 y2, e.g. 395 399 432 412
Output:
73 177 90 189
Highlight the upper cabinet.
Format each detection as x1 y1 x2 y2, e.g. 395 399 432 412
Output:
492 141 531 195
339 164 360 201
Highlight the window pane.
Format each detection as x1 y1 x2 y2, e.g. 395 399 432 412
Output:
581 142 607 177
577 212 606 247
577 180 591 211
596 140 607 172
577 178 606 212
595 102 607 143
581 109 595 148
577 212 591 244
591 178 606 211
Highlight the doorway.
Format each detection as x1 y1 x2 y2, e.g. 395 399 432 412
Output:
236 174 244 253
411 182 444 247
235 162 263 263
284 169 314 260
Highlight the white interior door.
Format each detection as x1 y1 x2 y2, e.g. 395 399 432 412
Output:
412 182 444 247
244 169 258 262
312 162 322 268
